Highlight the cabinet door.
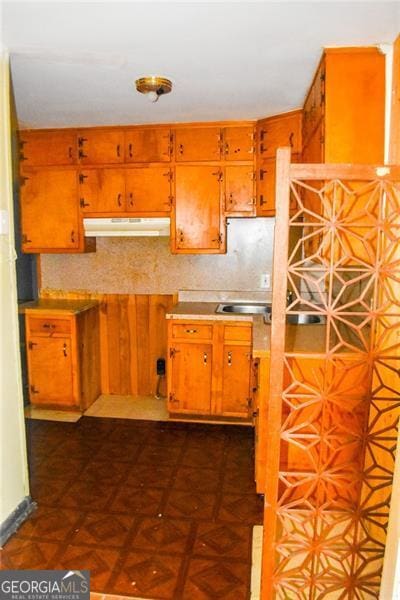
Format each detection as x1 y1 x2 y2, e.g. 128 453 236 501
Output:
258 112 302 159
222 126 255 161
125 167 172 214
175 127 221 162
78 169 126 213
78 130 124 164
125 128 171 162
27 336 76 406
174 166 224 253
20 131 77 166
220 345 252 417
257 158 276 216
168 343 212 414
257 154 300 216
224 166 255 215
21 169 80 251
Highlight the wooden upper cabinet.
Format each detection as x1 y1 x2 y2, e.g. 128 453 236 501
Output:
78 129 124 164
125 167 172 213
125 128 172 162
168 342 213 414
20 131 77 166
79 169 126 213
21 169 80 252
173 166 224 253
258 111 302 159
222 126 255 161
302 48 385 163
224 165 255 216
175 127 221 162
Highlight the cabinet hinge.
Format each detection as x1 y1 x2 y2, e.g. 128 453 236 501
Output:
20 176 29 186
22 233 32 244
79 173 88 184
169 392 178 403
169 347 176 358
247 398 252 408
28 341 37 350
30 385 39 394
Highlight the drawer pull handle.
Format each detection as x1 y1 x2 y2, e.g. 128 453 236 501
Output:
129 193 134 206
117 193 122 207
289 132 294 147
128 143 133 158
179 143 184 155
203 352 208 365
186 329 197 334
71 230 76 243
116 144 121 157
68 147 73 159
227 351 232 366
42 323 55 329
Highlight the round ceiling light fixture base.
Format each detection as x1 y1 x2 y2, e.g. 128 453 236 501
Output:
135 76 172 103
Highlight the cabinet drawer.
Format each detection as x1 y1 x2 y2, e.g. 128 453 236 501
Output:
171 323 213 340
28 317 71 336
223 325 252 342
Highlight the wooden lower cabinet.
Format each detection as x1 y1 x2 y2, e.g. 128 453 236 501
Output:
25 301 101 410
167 319 252 419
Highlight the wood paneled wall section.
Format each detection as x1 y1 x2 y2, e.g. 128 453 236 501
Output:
390 35 400 163
40 290 176 396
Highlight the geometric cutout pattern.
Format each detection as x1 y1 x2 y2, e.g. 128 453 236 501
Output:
265 163 400 598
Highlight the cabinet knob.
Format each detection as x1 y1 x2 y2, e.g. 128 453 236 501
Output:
203 353 208 365
63 343 68 357
227 351 232 366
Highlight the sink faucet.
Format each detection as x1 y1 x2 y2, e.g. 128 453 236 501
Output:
286 290 294 306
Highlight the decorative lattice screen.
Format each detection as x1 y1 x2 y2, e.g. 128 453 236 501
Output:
262 149 400 599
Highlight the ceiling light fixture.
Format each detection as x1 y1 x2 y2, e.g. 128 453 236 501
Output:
135 76 172 103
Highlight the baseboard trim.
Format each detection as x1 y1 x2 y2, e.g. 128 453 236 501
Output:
0 496 36 546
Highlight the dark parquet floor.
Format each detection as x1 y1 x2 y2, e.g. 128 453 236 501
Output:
1 417 263 599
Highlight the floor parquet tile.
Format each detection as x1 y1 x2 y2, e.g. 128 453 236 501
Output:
130 517 192 554
110 551 183 599
52 545 121 591
13 506 82 542
111 487 165 517
163 490 217 520
0 538 61 569
183 557 250 599
192 522 252 560
173 467 221 493
2 417 261 599
70 513 135 548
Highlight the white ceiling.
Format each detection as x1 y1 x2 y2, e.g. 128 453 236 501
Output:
2 1 400 129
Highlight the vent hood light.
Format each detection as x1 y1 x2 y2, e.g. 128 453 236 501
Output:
83 217 170 237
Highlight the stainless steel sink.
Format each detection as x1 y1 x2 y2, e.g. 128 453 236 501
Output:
264 313 324 325
287 314 324 325
216 303 272 316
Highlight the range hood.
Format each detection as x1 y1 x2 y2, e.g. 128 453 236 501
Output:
83 217 170 237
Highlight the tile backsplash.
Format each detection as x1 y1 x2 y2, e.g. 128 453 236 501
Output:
40 218 275 295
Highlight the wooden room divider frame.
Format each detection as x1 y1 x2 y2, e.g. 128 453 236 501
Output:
261 148 400 599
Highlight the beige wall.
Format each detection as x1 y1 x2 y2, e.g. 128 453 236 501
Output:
40 217 275 295
0 53 30 523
